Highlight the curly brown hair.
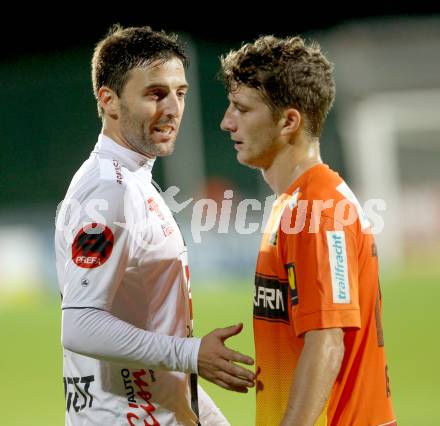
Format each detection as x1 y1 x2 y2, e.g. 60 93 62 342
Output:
92 24 188 117
220 35 335 137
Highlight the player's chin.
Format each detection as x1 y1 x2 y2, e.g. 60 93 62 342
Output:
154 141 176 157
237 152 257 169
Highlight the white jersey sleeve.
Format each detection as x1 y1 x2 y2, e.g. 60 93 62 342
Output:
56 159 201 374
56 172 133 310
62 307 200 373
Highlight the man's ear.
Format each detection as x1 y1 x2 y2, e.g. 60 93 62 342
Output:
279 108 301 136
98 86 119 119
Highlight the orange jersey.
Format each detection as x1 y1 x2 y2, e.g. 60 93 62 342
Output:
254 164 396 426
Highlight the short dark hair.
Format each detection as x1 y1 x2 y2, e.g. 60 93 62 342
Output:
92 24 188 116
220 35 335 137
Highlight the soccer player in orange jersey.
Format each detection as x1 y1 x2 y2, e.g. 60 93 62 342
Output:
219 35 397 426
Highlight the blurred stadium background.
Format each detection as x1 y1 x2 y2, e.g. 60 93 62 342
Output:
1 10 439 425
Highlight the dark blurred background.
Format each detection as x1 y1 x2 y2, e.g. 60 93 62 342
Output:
1 6 437 205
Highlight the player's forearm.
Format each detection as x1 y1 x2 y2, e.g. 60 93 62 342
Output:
280 328 344 426
62 308 200 373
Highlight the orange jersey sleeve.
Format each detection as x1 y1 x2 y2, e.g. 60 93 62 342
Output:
281 215 361 337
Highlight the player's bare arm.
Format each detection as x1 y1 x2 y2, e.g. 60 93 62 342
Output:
280 328 344 426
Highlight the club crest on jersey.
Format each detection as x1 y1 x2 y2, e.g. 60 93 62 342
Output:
72 223 114 268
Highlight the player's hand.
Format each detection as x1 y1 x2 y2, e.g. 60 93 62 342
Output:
198 323 255 393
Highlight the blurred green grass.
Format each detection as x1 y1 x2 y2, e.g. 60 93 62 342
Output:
0 267 438 425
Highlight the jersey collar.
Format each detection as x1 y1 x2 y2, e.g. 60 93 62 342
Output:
94 134 156 177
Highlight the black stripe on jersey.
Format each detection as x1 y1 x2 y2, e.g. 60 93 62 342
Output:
254 274 289 323
375 288 385 347
190 373 201 425
291 293 298 305
62 307 106 311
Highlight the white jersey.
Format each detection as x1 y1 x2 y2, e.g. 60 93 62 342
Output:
55 134 227 425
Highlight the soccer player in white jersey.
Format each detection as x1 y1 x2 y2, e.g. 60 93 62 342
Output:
55 25 255 426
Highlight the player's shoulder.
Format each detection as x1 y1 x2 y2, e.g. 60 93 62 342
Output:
98 154 134 182
65 154 135 203
297 165 371 231
299 164 346 202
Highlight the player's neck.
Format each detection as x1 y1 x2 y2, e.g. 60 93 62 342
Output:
101 126 155 159
262 139 322 195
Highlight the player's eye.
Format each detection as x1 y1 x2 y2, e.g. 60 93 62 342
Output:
146 90 166 100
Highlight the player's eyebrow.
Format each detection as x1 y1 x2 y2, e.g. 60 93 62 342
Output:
231 99 250 110
227 94 249 108
144 83 189 91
